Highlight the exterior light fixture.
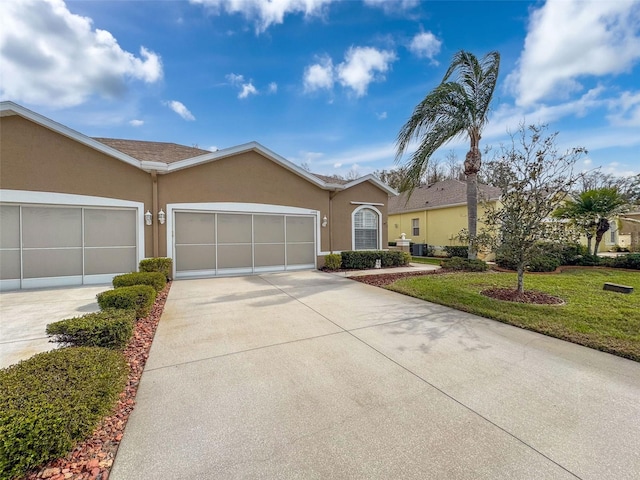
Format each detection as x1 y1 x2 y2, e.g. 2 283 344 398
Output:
322 215 328 228
158 209 166 225
144 210 152 226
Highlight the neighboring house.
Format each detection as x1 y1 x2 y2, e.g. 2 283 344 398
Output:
0 102 395 290
616 212 640 251
388 179 501 252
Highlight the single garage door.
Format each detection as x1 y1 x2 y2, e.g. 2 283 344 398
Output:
174 212 315 277
0 204 138 290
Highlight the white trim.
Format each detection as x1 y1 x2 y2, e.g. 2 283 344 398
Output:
350 201 385 206
351 205 383 251
343 174 398 196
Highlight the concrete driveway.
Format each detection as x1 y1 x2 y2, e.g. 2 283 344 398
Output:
111 271 640 479
0 285 105 368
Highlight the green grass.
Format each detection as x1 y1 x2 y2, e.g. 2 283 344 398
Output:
410 256 443 266
388 269 640 361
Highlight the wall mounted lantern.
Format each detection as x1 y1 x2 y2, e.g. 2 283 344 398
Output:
144 210 152 226
158 209 166 225
322 215 328 228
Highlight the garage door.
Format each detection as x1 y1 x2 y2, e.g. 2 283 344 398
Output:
0 204 138 290
174 212 315 277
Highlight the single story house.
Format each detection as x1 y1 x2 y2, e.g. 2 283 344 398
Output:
388 179 501 252
0 101 395 290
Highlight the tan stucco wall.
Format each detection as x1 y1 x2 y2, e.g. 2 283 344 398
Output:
0 116 155 256
2 114 392 265
156 151 331 256
330 181 389 252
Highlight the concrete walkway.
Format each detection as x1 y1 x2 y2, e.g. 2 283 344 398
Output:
0 285 105 368
111 271 640 479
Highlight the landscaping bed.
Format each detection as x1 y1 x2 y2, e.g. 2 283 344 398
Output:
22 282 171 480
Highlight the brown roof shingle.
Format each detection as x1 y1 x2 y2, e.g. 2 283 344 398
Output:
388 179 501 214
93 138 211 164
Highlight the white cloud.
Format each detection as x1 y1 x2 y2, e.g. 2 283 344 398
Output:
364 0 419 13
268 82 278 94
337 47 396 97
408 31 442 62
225 73 245 85
208 145 219 151
607 90 640 127
303 56 334 92
129 119 144 127
226 73 259 99
191 0 333 33
508 0 640 106
0 0 162 108
583 158 592 165
333 162 342 168
165 100 195 121
238 82 258 99
376 111 387 120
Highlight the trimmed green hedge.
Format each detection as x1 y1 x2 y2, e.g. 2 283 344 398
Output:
441 256 488 272
113 271 166 292
139 257 173 281
97 285 156 319
443 246 469 258
46 309 135 350
341 251 411 270
0 347 128 479
613 253 640 269
323 253 342 270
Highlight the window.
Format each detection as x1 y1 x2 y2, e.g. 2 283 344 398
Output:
412 218 419 236
353 207 379 250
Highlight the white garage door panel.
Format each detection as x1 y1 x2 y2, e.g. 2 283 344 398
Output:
174 211 316 277
0 204 138 289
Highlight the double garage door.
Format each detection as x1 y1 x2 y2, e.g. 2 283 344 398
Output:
0 204 138 290
174 211 316 277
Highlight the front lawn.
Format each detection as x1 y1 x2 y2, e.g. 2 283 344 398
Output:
388 269 640 361
410 256 443 266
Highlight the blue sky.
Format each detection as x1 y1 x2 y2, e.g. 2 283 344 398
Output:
2 0 639 178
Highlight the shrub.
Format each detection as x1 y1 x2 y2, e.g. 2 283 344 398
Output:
139 257 173 281
613 253 640 270
97 285 156 319
496 241 586 271
0 347 128 479
441 256 488 272
113 271 166 292
527 255 561 272
340 251 410 270
46 309 135 350
573 254 601 267
323 254 342 270
443 245 469 258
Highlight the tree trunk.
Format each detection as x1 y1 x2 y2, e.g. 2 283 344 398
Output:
464 143 481 260
593 218 610 255
466 173 478 259
586 234 592 255
517 264 525 294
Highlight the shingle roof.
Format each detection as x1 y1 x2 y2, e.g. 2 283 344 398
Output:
388 178 501 214
93 138 211 164
311 173 349 185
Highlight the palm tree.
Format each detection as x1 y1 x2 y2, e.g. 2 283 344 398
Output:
395 50 500 259
554 187 629 254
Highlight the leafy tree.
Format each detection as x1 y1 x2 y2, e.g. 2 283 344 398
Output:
578 171 640 204
554 188 629 254
483 125 586 293
395 50 500 259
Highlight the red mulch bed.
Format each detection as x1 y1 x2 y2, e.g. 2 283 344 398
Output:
352 270 564 305
24 282 171 480
480 287 564 305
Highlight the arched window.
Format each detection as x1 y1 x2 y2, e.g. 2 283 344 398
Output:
352 206 380 250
